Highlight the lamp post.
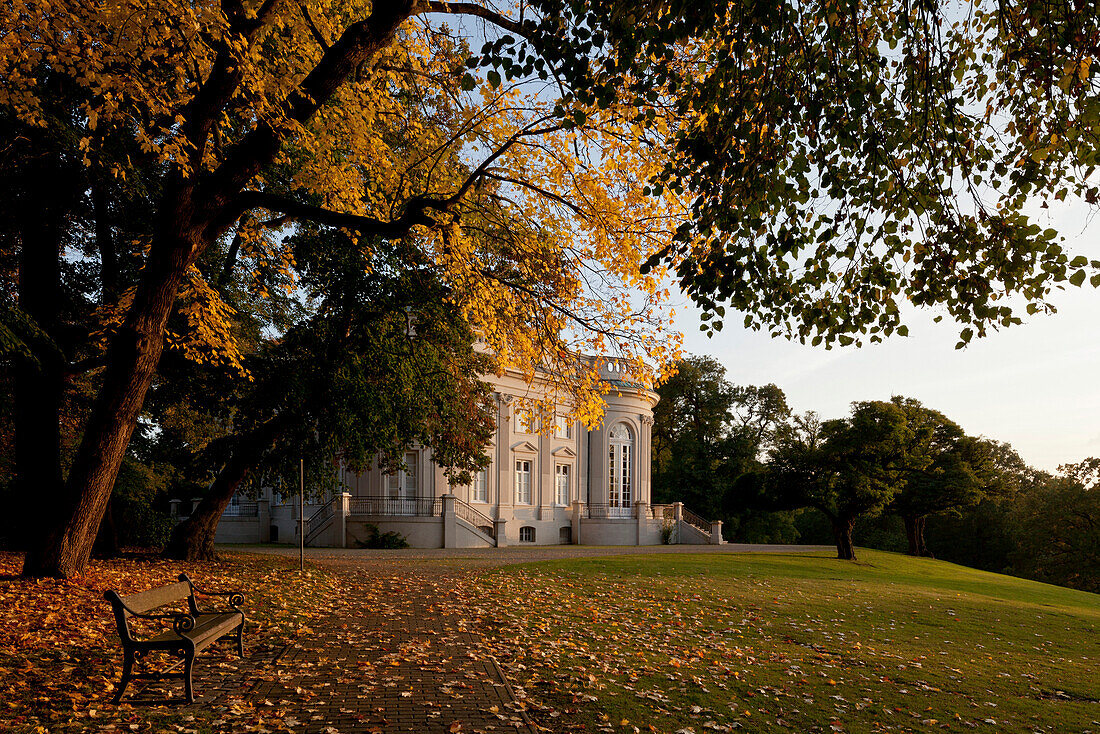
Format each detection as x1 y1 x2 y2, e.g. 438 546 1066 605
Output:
299 457 305 572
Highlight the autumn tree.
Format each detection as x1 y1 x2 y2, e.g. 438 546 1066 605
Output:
2 1 683 578
995 1 1100 196
157 225 497 560
641 1 1100 345
163 259 495 560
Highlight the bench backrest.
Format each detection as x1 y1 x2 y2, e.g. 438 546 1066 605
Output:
104 581 193 642
119 581 191 614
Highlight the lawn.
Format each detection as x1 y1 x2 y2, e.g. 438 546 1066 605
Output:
472 549 1099 733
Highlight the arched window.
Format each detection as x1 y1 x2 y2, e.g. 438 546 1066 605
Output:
608 423 634 515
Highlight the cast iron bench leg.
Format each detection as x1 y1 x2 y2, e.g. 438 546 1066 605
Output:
236 623 245 657
183 653 195 704
113 650 134 705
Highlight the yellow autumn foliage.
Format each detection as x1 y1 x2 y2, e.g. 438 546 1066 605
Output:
0 0 684 426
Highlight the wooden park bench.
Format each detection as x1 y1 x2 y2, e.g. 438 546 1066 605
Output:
104 573 246 704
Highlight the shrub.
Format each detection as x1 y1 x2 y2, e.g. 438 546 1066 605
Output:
356 524 409 549
660 519 676 545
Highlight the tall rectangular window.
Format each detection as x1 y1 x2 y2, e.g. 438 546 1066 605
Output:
387 452 418 497
516 409 534 434
554 414 572 439
403 452 418 497
555 464 570 506
515 460 532 504
386 451 419 515
472 469 488 503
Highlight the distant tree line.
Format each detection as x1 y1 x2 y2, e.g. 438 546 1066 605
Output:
652 356 1099 593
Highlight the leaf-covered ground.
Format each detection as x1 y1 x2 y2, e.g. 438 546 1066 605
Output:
0 551 339 733
468 550 1099 734
2 547 1096 734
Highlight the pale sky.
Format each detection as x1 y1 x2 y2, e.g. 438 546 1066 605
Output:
674 197 1100 472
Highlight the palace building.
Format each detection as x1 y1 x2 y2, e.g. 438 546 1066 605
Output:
211 360 722 548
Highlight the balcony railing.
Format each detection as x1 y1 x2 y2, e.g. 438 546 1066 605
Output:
223 501 258 517
348 495 441 517
584 503 634 519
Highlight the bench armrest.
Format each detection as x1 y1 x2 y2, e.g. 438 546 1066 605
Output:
178 574 245 612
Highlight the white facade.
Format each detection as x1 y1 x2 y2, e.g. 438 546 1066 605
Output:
212 362 724 548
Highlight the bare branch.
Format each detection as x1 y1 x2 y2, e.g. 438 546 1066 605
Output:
236 191 437 238
420 1 533 41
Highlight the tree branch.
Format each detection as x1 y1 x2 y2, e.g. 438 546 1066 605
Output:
297 0 331 50
198 2 417 232
236 191 437 237
232 119 563 238
420 1 533 41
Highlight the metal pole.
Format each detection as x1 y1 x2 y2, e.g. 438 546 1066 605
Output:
299 457 305 572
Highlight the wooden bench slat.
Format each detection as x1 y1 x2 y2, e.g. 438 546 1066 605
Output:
119 581 192 614
147 612 243 649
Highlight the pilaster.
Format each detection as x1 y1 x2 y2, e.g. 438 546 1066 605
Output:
337 493 350 548
571 500 583 545
639 414 654 504
258 499 271 543
442 493 457 548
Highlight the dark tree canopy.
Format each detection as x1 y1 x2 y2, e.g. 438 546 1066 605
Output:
767 401 922 560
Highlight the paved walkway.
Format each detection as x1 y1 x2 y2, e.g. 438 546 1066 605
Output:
197 544 826 733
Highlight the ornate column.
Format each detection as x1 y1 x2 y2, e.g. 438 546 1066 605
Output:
639 414 654 504
497 393 513 520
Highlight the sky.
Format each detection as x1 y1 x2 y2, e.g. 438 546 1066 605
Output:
673 197 1100 473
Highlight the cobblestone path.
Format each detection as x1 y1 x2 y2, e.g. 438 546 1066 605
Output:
232 560 535 734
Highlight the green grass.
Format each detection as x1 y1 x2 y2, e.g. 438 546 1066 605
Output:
474 549 1099 733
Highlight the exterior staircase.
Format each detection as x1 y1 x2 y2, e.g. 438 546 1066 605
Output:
304 499 336 546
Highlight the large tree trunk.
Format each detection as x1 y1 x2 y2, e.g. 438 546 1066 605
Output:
904 515 934 558
904 514 921 556
832 516 857 561
93 496 121 558
163 420 285 561
21 189 202 578
11 150 71 551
